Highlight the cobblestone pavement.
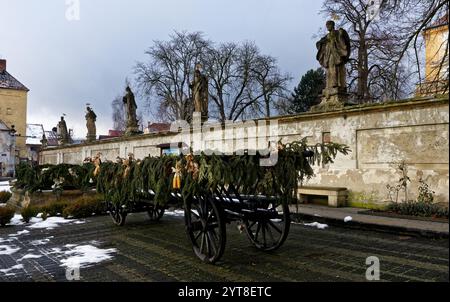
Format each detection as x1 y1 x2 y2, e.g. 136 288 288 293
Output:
0 213 448 282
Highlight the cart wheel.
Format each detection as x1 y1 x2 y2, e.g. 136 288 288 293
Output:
109 204 127 226
148 205 165 222
185 196 226 264
244 200 290 251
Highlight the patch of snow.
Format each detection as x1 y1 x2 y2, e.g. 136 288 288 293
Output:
73 220 86 225
0 245 20 255
50 248 62 254
60 244 117 268
17 254 43 262
0 237 11 243
164 210 185 217
29 217 43 224
30 237 53 246
0 181 12 193
8 215 25 226
28 217 74 230
8 230 30 237
344 216 353 223
0 264 24 276
303 222 329 230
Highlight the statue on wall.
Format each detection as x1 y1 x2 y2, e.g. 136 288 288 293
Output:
123 86 140 135
190 64 209 122
40 133 48 149
57 116 70 145
85 106 97 143
313 20 351 111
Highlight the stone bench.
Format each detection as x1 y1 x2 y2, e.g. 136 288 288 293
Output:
298 186 348 208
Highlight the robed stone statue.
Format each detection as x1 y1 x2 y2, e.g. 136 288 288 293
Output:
314 20 351 110
85 106 97 142
190 64 209 122
40 133 48 149
57 116 69 145
123 86 139 135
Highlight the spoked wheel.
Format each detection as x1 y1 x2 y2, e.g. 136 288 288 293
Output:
108 203 127 226
185 196 226 264
147 204 165 222
244 200 290 251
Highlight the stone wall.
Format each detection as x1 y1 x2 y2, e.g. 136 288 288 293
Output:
39 96 450 206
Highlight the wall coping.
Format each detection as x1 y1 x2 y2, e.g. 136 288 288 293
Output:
41 94 449 153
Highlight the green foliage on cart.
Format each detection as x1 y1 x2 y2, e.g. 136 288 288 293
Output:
15 162 97 193
96 139 351 208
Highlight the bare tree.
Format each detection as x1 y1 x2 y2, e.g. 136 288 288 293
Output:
135 33 291 123
251 54 292 118
205 42 291 122
321 0 448 102
135 31 211 122
389 0 448 95
111 95 126 131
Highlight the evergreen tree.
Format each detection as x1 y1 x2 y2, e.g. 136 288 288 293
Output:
288 68 326 113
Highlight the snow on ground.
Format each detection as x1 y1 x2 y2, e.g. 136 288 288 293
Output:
27 217 81 230
60 243 117 269
0 245 20 255
344 216 353 223
164 210 185 217
1 236 116 277
17 254 42 262
8 215 25 226
8 230 30 237
303 222 329 230
30 237 53 246
0 181 12 193
1 213 115 277
0 215 116 277
0 264 24 276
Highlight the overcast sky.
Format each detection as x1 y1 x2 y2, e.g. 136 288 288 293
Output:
0 0 327 138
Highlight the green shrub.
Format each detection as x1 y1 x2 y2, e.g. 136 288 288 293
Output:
0 206 15 227
388 201 449 218
0 191 12 203
63 196 106 219
40 200 71 217
417 179 435 204
21 206 41 223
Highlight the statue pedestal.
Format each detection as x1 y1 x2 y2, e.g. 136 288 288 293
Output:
86 135 96 143
311 88 348 112
125 126 141 136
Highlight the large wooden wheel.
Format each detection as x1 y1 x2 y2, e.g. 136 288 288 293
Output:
185 195 226 264
108 202 127 226
244 199 290 251
147 204 165 222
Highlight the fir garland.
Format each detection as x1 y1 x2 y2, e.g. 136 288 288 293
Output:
15 139 350 207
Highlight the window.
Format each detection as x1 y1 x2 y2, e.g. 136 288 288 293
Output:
322 132 331 144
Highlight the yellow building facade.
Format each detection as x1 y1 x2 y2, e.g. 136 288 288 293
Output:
416 15 449 96
0 59 29 159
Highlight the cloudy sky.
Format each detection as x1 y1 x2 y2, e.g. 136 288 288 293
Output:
1 0 327 138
